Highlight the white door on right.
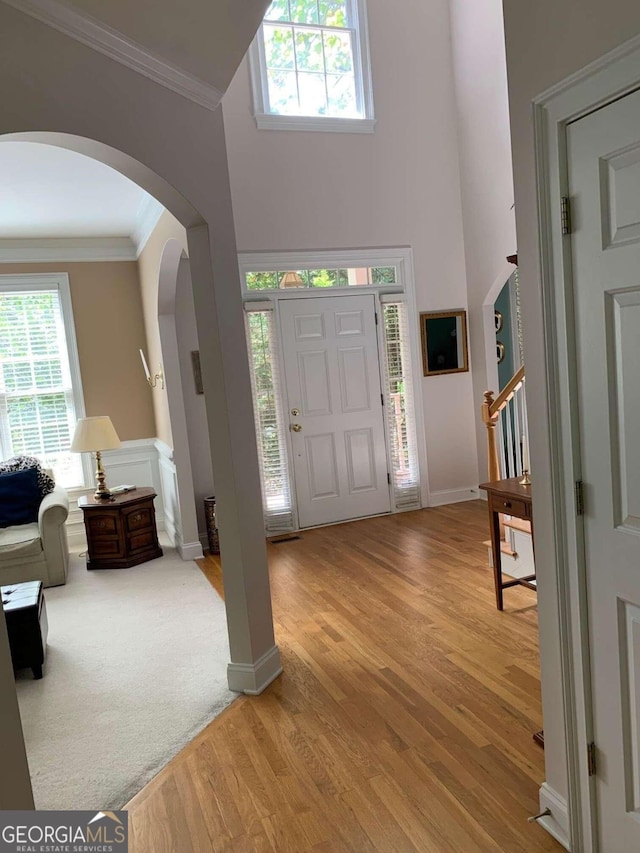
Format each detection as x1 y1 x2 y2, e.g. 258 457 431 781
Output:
569 88 640 851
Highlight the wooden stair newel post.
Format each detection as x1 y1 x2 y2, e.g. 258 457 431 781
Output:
482 391 501 482
482 390 505 543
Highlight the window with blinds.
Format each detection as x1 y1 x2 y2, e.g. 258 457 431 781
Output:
0 284 83 488
382 301 421 510
245 308 294 533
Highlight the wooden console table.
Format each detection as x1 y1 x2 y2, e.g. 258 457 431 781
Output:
78 488 163 570
479 477 535 610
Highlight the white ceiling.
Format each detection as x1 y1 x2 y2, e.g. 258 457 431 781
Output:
0 142 163 246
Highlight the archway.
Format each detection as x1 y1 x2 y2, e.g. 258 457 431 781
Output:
157 238 203 559
0 6 281 804
482 259 516 399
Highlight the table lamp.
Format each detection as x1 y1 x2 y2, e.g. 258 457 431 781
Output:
70 416 121 499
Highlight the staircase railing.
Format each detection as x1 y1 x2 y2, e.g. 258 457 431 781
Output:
482 365 528 546
481 364 526 483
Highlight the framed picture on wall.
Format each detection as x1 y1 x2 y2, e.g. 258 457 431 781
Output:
420 310 469 376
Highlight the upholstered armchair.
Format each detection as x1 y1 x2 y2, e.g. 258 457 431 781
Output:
0 475 69 588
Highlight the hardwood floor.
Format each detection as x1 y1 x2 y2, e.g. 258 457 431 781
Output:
126 501 560 852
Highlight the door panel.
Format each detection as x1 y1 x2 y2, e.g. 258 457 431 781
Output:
299 351 332 415
345 428 377 492
305 433 340 500
568 88 640 851
338 347 370 412
280 294 390 528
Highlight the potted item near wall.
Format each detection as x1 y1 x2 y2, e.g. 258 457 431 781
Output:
420 310 469 376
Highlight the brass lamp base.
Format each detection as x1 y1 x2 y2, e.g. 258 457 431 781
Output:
94 450 112 499
519 469 532 486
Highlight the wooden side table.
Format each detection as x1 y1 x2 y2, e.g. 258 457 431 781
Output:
78 488 163 570
1 580 48 679
479 477 535 610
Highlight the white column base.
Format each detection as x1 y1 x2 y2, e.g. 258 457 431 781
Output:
538 783 571 851
227 645 283 695
179 540 204 560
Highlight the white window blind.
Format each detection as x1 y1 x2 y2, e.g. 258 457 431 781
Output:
382 301 421 510
244 308 294 533
0 286 83 487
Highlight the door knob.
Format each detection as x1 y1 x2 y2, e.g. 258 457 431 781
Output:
290 423 302 432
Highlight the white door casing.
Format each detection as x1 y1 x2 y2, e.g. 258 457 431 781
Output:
568 88 640 852
279 294 391 528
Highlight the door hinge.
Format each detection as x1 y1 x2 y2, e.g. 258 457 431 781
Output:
387 472 391 485
575 480 585 516
561 196 572 235
587 741 597 776
381 393 384 406
375 311 379 325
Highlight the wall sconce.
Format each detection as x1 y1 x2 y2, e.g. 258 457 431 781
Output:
139 349 165 389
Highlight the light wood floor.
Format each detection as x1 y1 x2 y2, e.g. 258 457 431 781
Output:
126 501 560 852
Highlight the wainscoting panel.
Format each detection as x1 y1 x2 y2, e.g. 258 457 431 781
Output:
66 439 177 551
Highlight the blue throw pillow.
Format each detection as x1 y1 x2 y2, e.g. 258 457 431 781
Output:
0 468 42 529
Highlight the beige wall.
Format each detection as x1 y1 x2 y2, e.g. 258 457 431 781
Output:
222 0 480 498
137 210 188 448
0 261 155 441
502 0 640 817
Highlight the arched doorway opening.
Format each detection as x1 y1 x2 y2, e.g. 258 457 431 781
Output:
157 237 204 559
0 129 281 808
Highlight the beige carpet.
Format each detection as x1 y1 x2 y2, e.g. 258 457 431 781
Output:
15 547 236 811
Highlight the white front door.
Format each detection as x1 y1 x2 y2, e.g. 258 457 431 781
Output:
279 294 391 528
569 88 640 851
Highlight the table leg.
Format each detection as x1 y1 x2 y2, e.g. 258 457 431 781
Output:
489 506 504 610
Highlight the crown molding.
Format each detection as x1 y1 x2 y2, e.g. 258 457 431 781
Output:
0 237 137 262
2 0 224 111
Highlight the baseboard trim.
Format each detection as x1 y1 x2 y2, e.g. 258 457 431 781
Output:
67 526 87 551
179 540 204 561
429 487 481 507
538 783 571 851
227 645 283 695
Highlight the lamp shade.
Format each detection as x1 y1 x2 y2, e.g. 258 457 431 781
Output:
279 271 305 289
70 416 121 452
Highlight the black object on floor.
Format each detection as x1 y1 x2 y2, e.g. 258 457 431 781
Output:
2 580 48 679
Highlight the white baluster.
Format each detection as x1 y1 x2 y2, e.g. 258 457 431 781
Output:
506 399 515 479
514 388 522 477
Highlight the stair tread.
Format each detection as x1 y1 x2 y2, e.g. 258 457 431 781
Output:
483 539 517 557
503 517 532 534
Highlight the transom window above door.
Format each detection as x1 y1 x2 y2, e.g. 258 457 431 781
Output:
248 0 375 133
245 265 396 291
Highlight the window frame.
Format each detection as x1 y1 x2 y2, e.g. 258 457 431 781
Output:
0 273 90 489
248 0 376 133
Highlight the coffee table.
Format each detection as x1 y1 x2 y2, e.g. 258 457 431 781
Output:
1 580 48 679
